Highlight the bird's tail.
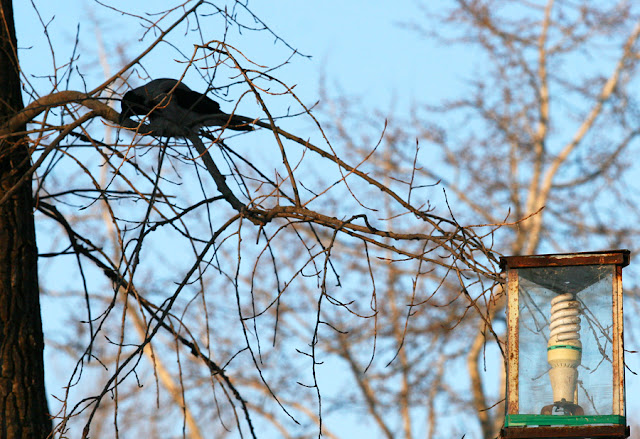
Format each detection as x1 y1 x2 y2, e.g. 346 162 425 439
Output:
201 113 254 131
226 114 255 131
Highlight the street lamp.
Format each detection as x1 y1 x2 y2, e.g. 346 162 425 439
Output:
499 250 630 439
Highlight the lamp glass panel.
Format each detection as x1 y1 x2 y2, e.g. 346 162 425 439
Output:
516 265 614 415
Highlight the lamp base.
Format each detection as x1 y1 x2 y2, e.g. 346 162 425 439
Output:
541 400 584 416
500 424 629 438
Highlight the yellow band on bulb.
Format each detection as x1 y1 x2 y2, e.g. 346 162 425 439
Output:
548 346 582 363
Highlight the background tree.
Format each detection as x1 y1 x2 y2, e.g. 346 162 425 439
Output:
315 1 640 437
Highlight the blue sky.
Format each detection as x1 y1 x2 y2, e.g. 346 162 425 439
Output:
14 0 471 115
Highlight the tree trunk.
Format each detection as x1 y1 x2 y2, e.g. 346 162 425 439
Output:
0 0 52 437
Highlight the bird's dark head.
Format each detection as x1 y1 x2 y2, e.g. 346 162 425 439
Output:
119 90 149 124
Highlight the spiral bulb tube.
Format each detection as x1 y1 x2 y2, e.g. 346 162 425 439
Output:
547 292 582 405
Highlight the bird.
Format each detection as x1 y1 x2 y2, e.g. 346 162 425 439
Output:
119 78 254 137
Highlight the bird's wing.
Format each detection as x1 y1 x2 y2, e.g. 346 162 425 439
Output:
139 78 222 115
172 87 221 115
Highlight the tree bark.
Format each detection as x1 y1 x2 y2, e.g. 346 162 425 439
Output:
0 0 52 437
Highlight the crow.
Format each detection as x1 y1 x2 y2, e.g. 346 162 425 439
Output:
119 78 253 137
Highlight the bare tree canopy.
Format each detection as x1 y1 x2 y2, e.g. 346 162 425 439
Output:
1 1 639 439
318 1 640 437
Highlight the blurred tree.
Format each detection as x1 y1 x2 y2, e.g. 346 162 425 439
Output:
316 1 640 437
